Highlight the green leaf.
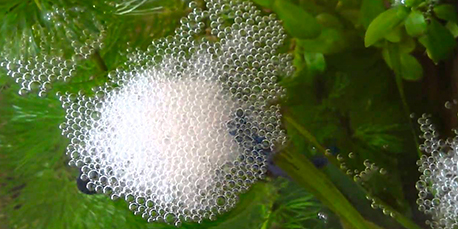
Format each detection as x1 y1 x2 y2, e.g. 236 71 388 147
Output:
434 4 458 23
360 0 385 29
419 19 456 63
273 0 321 39
404 0 422 7
316 13 344 30
382 37 416 70
304 52 326 75
399 35 416 53
339 9 360 27
382 48 393 69
252 0 273 8
384 25 403 43
446 21 458 38
405 10 427 37
400 53 423 81
298 28 347 54
365 6 409 47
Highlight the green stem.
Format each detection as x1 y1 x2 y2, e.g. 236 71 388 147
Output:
283 115 339 166
372 197 423 229
274 150 372 229
387 43 422 158
281 114 423 229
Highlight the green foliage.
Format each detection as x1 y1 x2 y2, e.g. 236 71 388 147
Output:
365 6 409 47
304 52 326 76
419 18 457 63
405 10 427 37
272 0 321 39
399 53 423 81
434 4 458 24
360 0 385 29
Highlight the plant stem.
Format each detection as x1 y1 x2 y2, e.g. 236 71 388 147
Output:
274 149 373 229
387 43 422 158
283 115 339 166
281 115 423 229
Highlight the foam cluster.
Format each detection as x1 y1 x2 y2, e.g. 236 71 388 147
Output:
60 0 293 225
0 6 105 97
416 113 458 229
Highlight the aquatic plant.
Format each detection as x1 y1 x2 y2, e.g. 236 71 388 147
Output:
1 0 457 228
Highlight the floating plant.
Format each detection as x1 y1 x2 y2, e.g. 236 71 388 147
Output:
60 0 292 225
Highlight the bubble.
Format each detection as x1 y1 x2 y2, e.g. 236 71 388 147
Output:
336 154 344 161
348 152 355 159
60 0 291 224
0 6 105 95
415 113 458 228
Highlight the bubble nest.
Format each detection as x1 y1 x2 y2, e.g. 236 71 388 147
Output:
60 0 293 225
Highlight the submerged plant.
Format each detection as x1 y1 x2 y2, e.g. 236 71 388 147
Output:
1 0 457 228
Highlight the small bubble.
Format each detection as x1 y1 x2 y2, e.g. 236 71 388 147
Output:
217 196 226 206
382 208 390 215
445 101 452 109
353 175 361 183
317 212 327 222
336 154 344 161
389 212 396 218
